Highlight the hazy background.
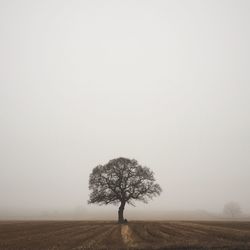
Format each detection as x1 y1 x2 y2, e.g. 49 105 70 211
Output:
0 0 250 219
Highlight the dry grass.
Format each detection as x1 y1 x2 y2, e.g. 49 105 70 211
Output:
0 220 250 249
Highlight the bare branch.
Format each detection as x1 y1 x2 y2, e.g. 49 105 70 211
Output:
88 157 162 207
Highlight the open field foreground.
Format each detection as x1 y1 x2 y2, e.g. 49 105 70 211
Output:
0 221 250 250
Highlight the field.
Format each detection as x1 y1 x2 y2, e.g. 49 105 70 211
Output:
0 221 250 249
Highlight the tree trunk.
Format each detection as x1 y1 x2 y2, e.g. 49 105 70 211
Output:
118 201 125 223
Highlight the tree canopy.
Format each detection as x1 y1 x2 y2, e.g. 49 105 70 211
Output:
223 202 242 218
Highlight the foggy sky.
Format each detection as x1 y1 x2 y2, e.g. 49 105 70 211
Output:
0 0 250 217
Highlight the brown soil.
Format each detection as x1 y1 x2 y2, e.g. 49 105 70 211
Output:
0 220 250 249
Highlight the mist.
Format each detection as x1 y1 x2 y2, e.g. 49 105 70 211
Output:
0 0 250 220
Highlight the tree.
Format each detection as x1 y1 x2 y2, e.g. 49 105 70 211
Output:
88 157 162 223
223 202 242 218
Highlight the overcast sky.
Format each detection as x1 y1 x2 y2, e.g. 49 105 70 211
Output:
0 0 250 216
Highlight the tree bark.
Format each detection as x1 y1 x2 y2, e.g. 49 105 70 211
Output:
118 201 126 223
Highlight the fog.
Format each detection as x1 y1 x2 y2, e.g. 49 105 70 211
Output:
0 0 250 219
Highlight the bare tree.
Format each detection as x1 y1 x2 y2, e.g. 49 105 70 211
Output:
88 157 162 223
223 202 242 218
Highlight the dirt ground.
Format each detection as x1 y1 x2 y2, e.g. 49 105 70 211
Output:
0 220 250 249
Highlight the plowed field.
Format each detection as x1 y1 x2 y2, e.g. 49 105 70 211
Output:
0 221 250 249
